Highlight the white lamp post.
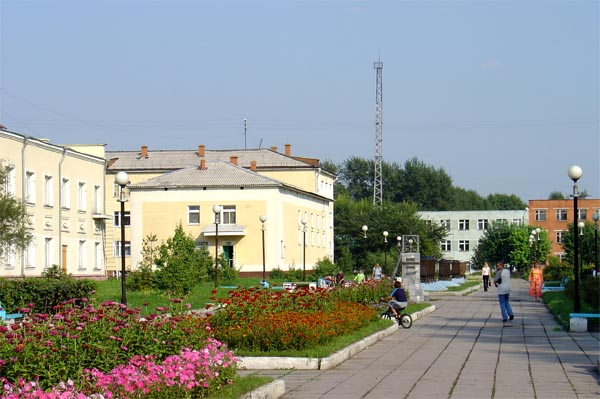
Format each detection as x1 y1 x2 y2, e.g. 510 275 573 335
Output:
212 205 222 288
301 218 307 281
383 231 389 276
260 215 267 282
568 164 583 313
114 171 129 306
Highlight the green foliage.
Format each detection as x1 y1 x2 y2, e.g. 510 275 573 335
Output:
0 277 96 314
314 257 337 277
127 234 159 291
0 161 33 257
581 276 599 311
154 224 210 295
543 257 573 281
472 223 550 269
268 267 286 280
41 264 70 279
548 191 566 200
561 221 597 267
332 156 525 210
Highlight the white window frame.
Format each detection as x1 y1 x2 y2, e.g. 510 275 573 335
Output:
61 178 71 209
93 185 101 214
114 241 131 257
535 209 546 221
458 219 470 231
458 240 470 251
578 209 587 221
556 209 568 221
188 205 200 225
78 240 87 270
94 241 103 270
44 175 54 207
114 211 131 227
25 171 36 204
221 205 236 225
556 231 564 244
78 181 87 211
440 219 450 229
477 219 488 230
441 240 451 252
25 239 36 269
45 237 53 268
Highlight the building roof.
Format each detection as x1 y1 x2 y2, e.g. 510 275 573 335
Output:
106 146 319 171
129 160 285 189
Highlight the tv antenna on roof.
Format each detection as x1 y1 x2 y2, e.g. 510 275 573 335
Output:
243 118 248 149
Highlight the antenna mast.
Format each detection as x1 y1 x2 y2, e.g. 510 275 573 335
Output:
243 118 248 149
373 57 383 206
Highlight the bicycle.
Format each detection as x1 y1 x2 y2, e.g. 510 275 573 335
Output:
380 304 413 329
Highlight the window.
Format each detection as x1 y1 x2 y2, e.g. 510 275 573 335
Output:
94 242 103 270
578 209 587 221
441 240 451 252
78 240 87 270
459 240 470 251
534 209 546 221
195 240 208 250
114 241 131 257
114 211 130 227
512 218 521 225
556 209 568 221
61 178 71 209
78 182 87 211
4 165 16 195
25 240 35 269
44 238 53 268
188 205 200 224
44 175 54 206
556 231 564 244
221 205 236 224
477 219 488 230
495 219 508 224
93 185 101 214
458 219 469 231
25 171 36 203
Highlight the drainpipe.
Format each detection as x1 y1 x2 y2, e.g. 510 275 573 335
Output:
20 137 29 277
58 148 68 271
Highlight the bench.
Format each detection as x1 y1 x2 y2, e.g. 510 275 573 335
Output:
542 277 568 293
569 313 600 332
0 302 23 324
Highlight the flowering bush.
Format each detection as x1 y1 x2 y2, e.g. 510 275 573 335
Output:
1 343 237 399
0 299 214 390
207 285 384 351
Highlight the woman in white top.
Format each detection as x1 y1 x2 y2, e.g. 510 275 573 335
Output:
482 262 491 292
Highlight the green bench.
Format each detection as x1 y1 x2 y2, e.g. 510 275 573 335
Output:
542 277 568 293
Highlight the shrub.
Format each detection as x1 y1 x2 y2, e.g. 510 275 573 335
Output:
580 276 599 311
268 267 286 280
543 259 573 281
313 257 337 277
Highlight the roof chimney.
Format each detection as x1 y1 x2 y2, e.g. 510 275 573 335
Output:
250 160 257 172
230 155 238 165
270 146 278 152
285 144 291 156
198 144 205 157
200 159 206 170
141 145 148 158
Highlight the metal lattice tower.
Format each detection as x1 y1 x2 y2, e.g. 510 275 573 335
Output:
373 59 383 206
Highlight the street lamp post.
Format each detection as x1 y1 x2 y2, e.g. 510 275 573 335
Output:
383 231 389 276
212 205 222 288
115 171 129 306
568 165 582 313
260 215 266 282
578 221 585 279
362 225 368 272
593 211 599 277
301 218 307 281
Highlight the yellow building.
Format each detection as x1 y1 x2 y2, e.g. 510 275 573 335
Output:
0 128 107 278
106 144 335 277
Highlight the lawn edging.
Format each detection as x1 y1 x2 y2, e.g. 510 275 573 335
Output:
237 304 436 371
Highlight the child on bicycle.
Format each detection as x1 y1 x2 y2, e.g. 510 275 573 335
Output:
380 279 408 319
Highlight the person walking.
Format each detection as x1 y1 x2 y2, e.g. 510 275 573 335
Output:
372 263 382 281
482 262 491 292
494 261 514 326
528 263 544 302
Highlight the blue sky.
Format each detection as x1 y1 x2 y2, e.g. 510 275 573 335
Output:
0 1 598 203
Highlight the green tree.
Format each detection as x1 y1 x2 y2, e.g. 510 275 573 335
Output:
401 157 454 210
561 221 597 273
0 161 33 257
154 224 210 295
548 191 566 200
484 193 526 210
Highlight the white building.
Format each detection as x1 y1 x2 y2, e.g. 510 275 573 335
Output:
418 210 529 265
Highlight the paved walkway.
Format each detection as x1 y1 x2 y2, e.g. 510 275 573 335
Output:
239 279 599 398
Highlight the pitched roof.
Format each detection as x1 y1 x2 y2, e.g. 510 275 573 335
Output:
130 160 283 189
106 147 318 171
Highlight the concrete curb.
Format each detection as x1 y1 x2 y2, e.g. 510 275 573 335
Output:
239 379 285 399
237 304 437 371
